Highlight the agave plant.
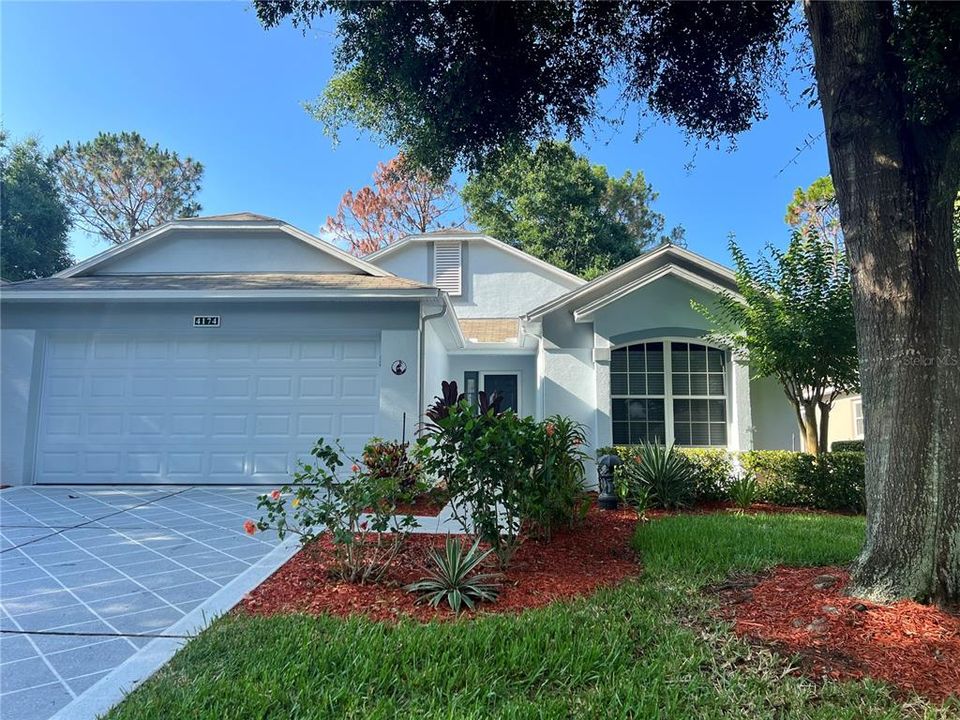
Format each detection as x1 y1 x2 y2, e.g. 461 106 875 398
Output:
623 441 695 510
728 470 760 512
405 536 501 613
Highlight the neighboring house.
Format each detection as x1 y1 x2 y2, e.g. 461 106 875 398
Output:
0 213 797 486
827 393 865 447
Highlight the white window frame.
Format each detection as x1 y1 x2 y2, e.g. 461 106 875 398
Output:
480 371 521 415
610 337 731 448
852 397 864 439
433 241 462 296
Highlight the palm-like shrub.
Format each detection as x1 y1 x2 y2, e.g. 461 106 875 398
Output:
728 471 760 511
405 537 501 613
620 441 694 510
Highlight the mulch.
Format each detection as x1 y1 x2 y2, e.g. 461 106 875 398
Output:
240 506 639 622
715 566 960 703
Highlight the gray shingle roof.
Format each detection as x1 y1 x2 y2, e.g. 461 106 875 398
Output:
177 212 280 223
1 274 432 292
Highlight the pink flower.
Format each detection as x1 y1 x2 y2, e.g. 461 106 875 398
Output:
351 464 360 473
545 423 556 437
243 519 257 535
270 489 281 501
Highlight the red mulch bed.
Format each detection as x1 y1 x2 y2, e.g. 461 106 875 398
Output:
716 566 960 703
240 506 639 622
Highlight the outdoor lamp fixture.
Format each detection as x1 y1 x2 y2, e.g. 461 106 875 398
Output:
596 454 621 510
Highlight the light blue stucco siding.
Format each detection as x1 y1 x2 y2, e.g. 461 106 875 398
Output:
371 239 580 318
91 229 364 275
0 300 422 486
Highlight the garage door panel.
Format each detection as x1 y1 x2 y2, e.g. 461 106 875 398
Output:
36 334 380 484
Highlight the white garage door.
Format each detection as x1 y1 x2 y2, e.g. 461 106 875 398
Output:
34 333 380 484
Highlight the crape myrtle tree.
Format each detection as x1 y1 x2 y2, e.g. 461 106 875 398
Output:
325 153 459 256
463 140 679 279
697 232 858 456
254 2 960 605
55 131 204 245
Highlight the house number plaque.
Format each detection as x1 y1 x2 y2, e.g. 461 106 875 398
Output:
193 315 221 327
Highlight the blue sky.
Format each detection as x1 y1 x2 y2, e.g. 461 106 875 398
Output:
2 1 829 267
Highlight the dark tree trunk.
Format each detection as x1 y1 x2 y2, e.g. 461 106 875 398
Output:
817 402 831 455
805 2 960 604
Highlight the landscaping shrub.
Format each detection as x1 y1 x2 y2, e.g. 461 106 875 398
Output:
418 383 590 566
600 445 733 503
679 448 735 502
404 537 501 613
727 470 760 511
616 441 695 510
255 439 420 583
740 450 865 513
831 439 864 452
524 415 591 539
604 446 865 513
417 396 539 567
362 437 422 492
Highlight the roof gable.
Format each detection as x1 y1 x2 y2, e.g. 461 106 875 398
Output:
367 231 586 288
58 216 390 278
524 244 739 320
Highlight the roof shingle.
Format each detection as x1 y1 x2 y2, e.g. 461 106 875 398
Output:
458 318 520 343
1 274 431 293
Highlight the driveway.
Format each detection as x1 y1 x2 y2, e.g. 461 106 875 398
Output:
0 486 296 720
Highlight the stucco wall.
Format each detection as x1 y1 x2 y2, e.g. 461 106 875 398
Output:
827 394 863 447
421 320 450 427
589 274 721 342
1 328 37 485
455 242 578 318
750 375 801 451
0 300 421 485
372 242 431 285
370 239 580 318
91 229 362 275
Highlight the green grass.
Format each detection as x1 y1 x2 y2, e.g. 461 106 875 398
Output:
106 513 957 719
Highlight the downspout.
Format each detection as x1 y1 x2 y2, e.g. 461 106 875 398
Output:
418 291 448 437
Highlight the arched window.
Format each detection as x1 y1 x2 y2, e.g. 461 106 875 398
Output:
611 340 728 447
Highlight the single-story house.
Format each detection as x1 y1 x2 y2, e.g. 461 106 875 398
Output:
0 212 800 486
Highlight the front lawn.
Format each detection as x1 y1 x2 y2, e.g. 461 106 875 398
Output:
104 511 956 719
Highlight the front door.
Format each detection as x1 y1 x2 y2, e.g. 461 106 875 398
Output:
483 374 519 414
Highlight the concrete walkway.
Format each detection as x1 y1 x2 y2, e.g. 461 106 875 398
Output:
0 486 295 720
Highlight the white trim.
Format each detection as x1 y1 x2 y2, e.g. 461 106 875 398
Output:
55 220 392 279
524 244 737 320
573 265 743 322
1 288 438 301
367 232 586 288
480 370 522 415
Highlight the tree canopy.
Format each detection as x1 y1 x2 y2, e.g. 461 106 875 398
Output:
258 1 793 174
325 154 459 256
463 141 677 279
0 134 73 281
54 131 203 245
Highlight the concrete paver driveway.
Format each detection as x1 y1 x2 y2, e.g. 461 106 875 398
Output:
0 486 290 720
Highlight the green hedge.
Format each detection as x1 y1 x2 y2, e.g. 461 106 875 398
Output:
599 446 865 513
831 440 864 452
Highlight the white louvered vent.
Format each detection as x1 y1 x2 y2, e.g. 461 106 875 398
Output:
433 241 462 296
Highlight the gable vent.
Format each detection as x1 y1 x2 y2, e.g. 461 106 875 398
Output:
433 241 462 296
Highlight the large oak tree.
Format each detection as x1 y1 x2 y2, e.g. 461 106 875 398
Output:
256 1 960 605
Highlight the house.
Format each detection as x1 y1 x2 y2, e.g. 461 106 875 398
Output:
0 213 799 486
827 394 864 448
